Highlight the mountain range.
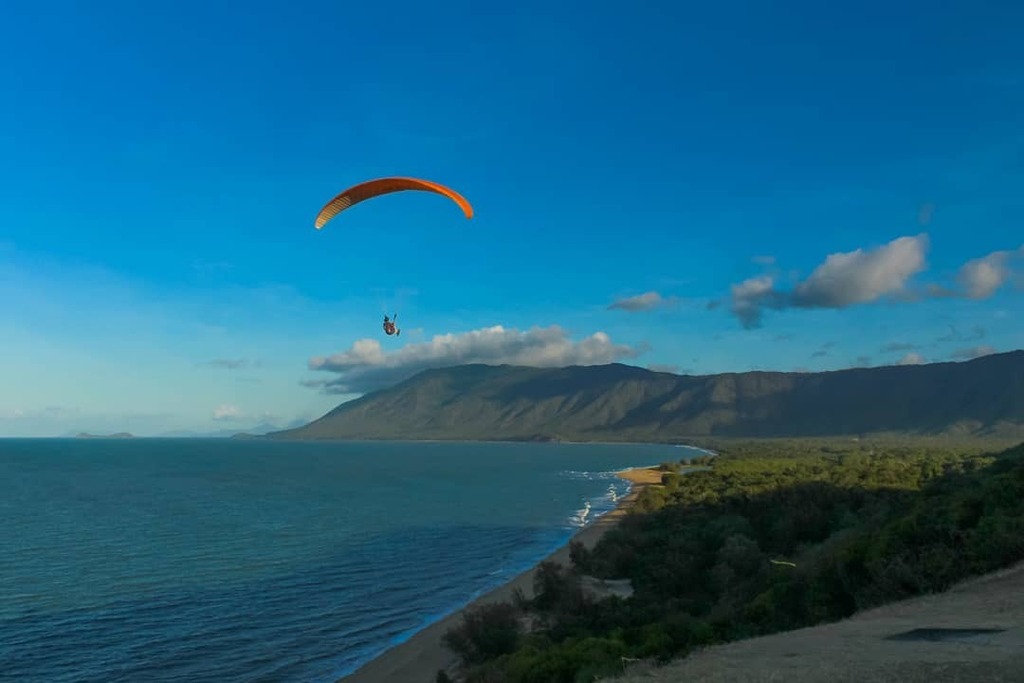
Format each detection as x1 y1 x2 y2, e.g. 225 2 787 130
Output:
263 350 1024 442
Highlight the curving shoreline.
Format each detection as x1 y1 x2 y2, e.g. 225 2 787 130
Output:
337 465 665 683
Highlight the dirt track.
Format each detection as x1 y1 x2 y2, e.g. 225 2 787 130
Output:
611 561 1024 683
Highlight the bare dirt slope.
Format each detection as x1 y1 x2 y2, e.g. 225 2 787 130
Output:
612 561 1024 683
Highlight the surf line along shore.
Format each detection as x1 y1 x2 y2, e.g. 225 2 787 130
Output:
338 466 665 683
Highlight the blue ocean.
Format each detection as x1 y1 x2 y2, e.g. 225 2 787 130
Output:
0 438 697 683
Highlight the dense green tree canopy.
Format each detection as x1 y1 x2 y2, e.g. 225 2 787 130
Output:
442 439 1024 683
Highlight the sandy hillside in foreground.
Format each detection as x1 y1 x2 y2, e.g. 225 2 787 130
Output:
611 560 1024 683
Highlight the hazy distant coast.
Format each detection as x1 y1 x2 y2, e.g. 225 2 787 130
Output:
74 432 135 439
55 352 1023 444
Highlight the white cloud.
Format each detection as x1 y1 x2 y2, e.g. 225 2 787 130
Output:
751 255 776 266
607 291 679 312
727 235 931 328
791 234 929 308
212 404 244 421
208 405 284 425
729 275 786 328
306 324 647 394
725 241 1024 328
896 352 926 366
956 246 1024 299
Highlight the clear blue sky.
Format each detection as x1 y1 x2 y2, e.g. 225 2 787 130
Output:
2 0 1021 435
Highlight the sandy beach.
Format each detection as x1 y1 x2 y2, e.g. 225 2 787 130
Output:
338 465 665 683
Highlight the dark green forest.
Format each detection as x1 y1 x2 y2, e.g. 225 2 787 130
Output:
440 439 1024 683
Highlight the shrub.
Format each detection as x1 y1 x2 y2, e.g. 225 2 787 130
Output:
443 601 522 665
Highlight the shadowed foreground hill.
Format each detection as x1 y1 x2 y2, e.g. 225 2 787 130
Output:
268 350 1024 441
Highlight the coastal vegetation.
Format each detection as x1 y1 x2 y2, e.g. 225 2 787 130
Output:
440 438 1024 682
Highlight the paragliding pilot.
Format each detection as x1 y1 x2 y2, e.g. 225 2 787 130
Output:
383 314 400 337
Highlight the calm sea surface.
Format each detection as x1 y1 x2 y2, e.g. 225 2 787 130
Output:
0 438 699 682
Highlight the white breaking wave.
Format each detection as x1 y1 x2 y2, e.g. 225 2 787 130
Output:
558 469 622 481
568 500 592 527
561 474 632 529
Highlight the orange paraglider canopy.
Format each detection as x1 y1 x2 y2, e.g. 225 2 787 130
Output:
314 176 474 229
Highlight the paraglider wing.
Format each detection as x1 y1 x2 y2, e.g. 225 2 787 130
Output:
314 176 474 229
